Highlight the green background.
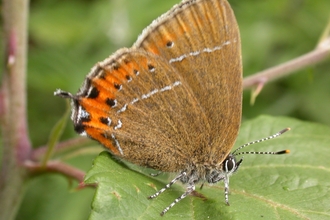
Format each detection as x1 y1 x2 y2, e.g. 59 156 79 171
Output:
0 0 328 219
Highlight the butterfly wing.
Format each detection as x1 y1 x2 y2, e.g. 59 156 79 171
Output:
134 0 242 165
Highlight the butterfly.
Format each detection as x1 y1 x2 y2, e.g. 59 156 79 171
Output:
55 0 289 216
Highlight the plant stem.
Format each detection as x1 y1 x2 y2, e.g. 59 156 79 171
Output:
243 36 330 89
25 160 86 183
0 0 31 219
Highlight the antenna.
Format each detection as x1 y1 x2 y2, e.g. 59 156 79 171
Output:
232 128 290 156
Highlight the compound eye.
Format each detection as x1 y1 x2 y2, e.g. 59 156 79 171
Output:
224 155 236 173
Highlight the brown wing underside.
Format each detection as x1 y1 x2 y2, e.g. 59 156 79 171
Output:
133 0 242 168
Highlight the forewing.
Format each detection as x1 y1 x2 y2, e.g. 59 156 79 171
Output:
134 0 242 164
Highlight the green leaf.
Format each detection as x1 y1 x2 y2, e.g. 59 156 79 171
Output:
84 116 330 219
41 99 70 166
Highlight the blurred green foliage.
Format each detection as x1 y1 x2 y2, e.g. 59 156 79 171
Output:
0 0 328 219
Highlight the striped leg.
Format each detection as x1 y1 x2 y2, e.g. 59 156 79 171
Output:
223 175 230 205
160 181 195 216
148 172 186 199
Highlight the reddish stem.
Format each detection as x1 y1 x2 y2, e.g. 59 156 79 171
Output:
24 160 86 183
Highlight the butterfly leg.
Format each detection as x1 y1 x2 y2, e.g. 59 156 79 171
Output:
160 180 195 216
223 175 230 205
148 171 187 200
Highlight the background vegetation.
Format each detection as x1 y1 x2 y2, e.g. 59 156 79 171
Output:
0 0 329 219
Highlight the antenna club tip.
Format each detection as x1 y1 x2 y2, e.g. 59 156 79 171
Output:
279 127 291 134
276 149 290 154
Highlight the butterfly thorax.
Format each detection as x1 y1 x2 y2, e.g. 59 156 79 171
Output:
179 153 240 184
